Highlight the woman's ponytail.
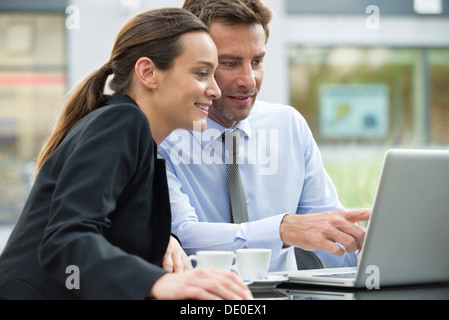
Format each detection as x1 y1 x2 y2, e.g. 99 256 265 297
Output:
86 62 113 110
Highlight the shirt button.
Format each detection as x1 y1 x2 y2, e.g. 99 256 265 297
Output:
246 199 252 205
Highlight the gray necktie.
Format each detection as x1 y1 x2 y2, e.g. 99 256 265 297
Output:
224 130 249 224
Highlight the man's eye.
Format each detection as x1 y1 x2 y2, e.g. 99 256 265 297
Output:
220 62 235 68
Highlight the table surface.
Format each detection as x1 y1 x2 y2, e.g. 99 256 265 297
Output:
250 281 449 300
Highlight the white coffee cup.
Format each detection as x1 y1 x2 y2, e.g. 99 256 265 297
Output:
185 251 237 271
235 248 271 282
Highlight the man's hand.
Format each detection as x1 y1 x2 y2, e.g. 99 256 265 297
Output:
162 235 188 273
280 209 371 256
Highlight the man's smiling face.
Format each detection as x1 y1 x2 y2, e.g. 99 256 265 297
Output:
208 20 266 128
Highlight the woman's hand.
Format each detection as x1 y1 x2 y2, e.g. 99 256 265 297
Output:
162 235 188 273
149 268 253 300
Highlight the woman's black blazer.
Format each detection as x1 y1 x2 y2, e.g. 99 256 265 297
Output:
0 95 171 299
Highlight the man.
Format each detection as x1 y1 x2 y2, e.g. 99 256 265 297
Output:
158 0 370 272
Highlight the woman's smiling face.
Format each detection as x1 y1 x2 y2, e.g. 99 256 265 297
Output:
155 31 221 132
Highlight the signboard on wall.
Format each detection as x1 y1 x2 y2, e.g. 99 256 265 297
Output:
319 84 389 139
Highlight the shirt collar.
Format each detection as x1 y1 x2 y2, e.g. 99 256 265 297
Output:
195 117 253 149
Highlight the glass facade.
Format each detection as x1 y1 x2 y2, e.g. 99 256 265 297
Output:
0 13 66 224
289 46 449 145
289 46 449 208
429 48 449 144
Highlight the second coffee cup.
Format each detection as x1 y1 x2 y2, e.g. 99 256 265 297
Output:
235 248 272 282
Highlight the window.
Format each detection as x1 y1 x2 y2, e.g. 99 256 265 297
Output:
289 46 449 208
0 13 66 227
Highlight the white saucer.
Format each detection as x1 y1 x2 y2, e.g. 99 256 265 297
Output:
245 275 289 289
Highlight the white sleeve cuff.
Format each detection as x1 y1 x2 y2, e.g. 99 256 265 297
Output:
233 213 288 259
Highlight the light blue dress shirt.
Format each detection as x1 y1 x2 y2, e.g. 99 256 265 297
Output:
158 101 357 271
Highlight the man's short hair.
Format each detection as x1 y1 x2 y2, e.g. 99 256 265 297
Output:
182 0 273 42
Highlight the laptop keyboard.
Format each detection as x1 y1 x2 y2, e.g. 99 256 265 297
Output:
314 272 357 279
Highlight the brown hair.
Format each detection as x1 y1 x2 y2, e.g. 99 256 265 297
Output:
182 0 273 42
34 8 208 178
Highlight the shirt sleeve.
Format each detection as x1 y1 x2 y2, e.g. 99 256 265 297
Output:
38 105 166 300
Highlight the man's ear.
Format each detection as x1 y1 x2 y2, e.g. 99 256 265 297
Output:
134 57 158 89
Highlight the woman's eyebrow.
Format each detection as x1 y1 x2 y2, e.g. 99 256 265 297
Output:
194 61 216 69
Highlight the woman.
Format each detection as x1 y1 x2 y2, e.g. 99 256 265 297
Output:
0 8 252 300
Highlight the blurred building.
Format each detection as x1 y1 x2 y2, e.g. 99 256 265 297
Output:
0 0 449 226
269 0 449 146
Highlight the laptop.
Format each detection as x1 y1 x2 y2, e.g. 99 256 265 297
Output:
282 149 449 289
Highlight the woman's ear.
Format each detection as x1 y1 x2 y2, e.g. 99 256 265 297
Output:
134 57 158 89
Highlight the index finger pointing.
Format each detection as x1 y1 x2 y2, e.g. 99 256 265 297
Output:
343 208 371 223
